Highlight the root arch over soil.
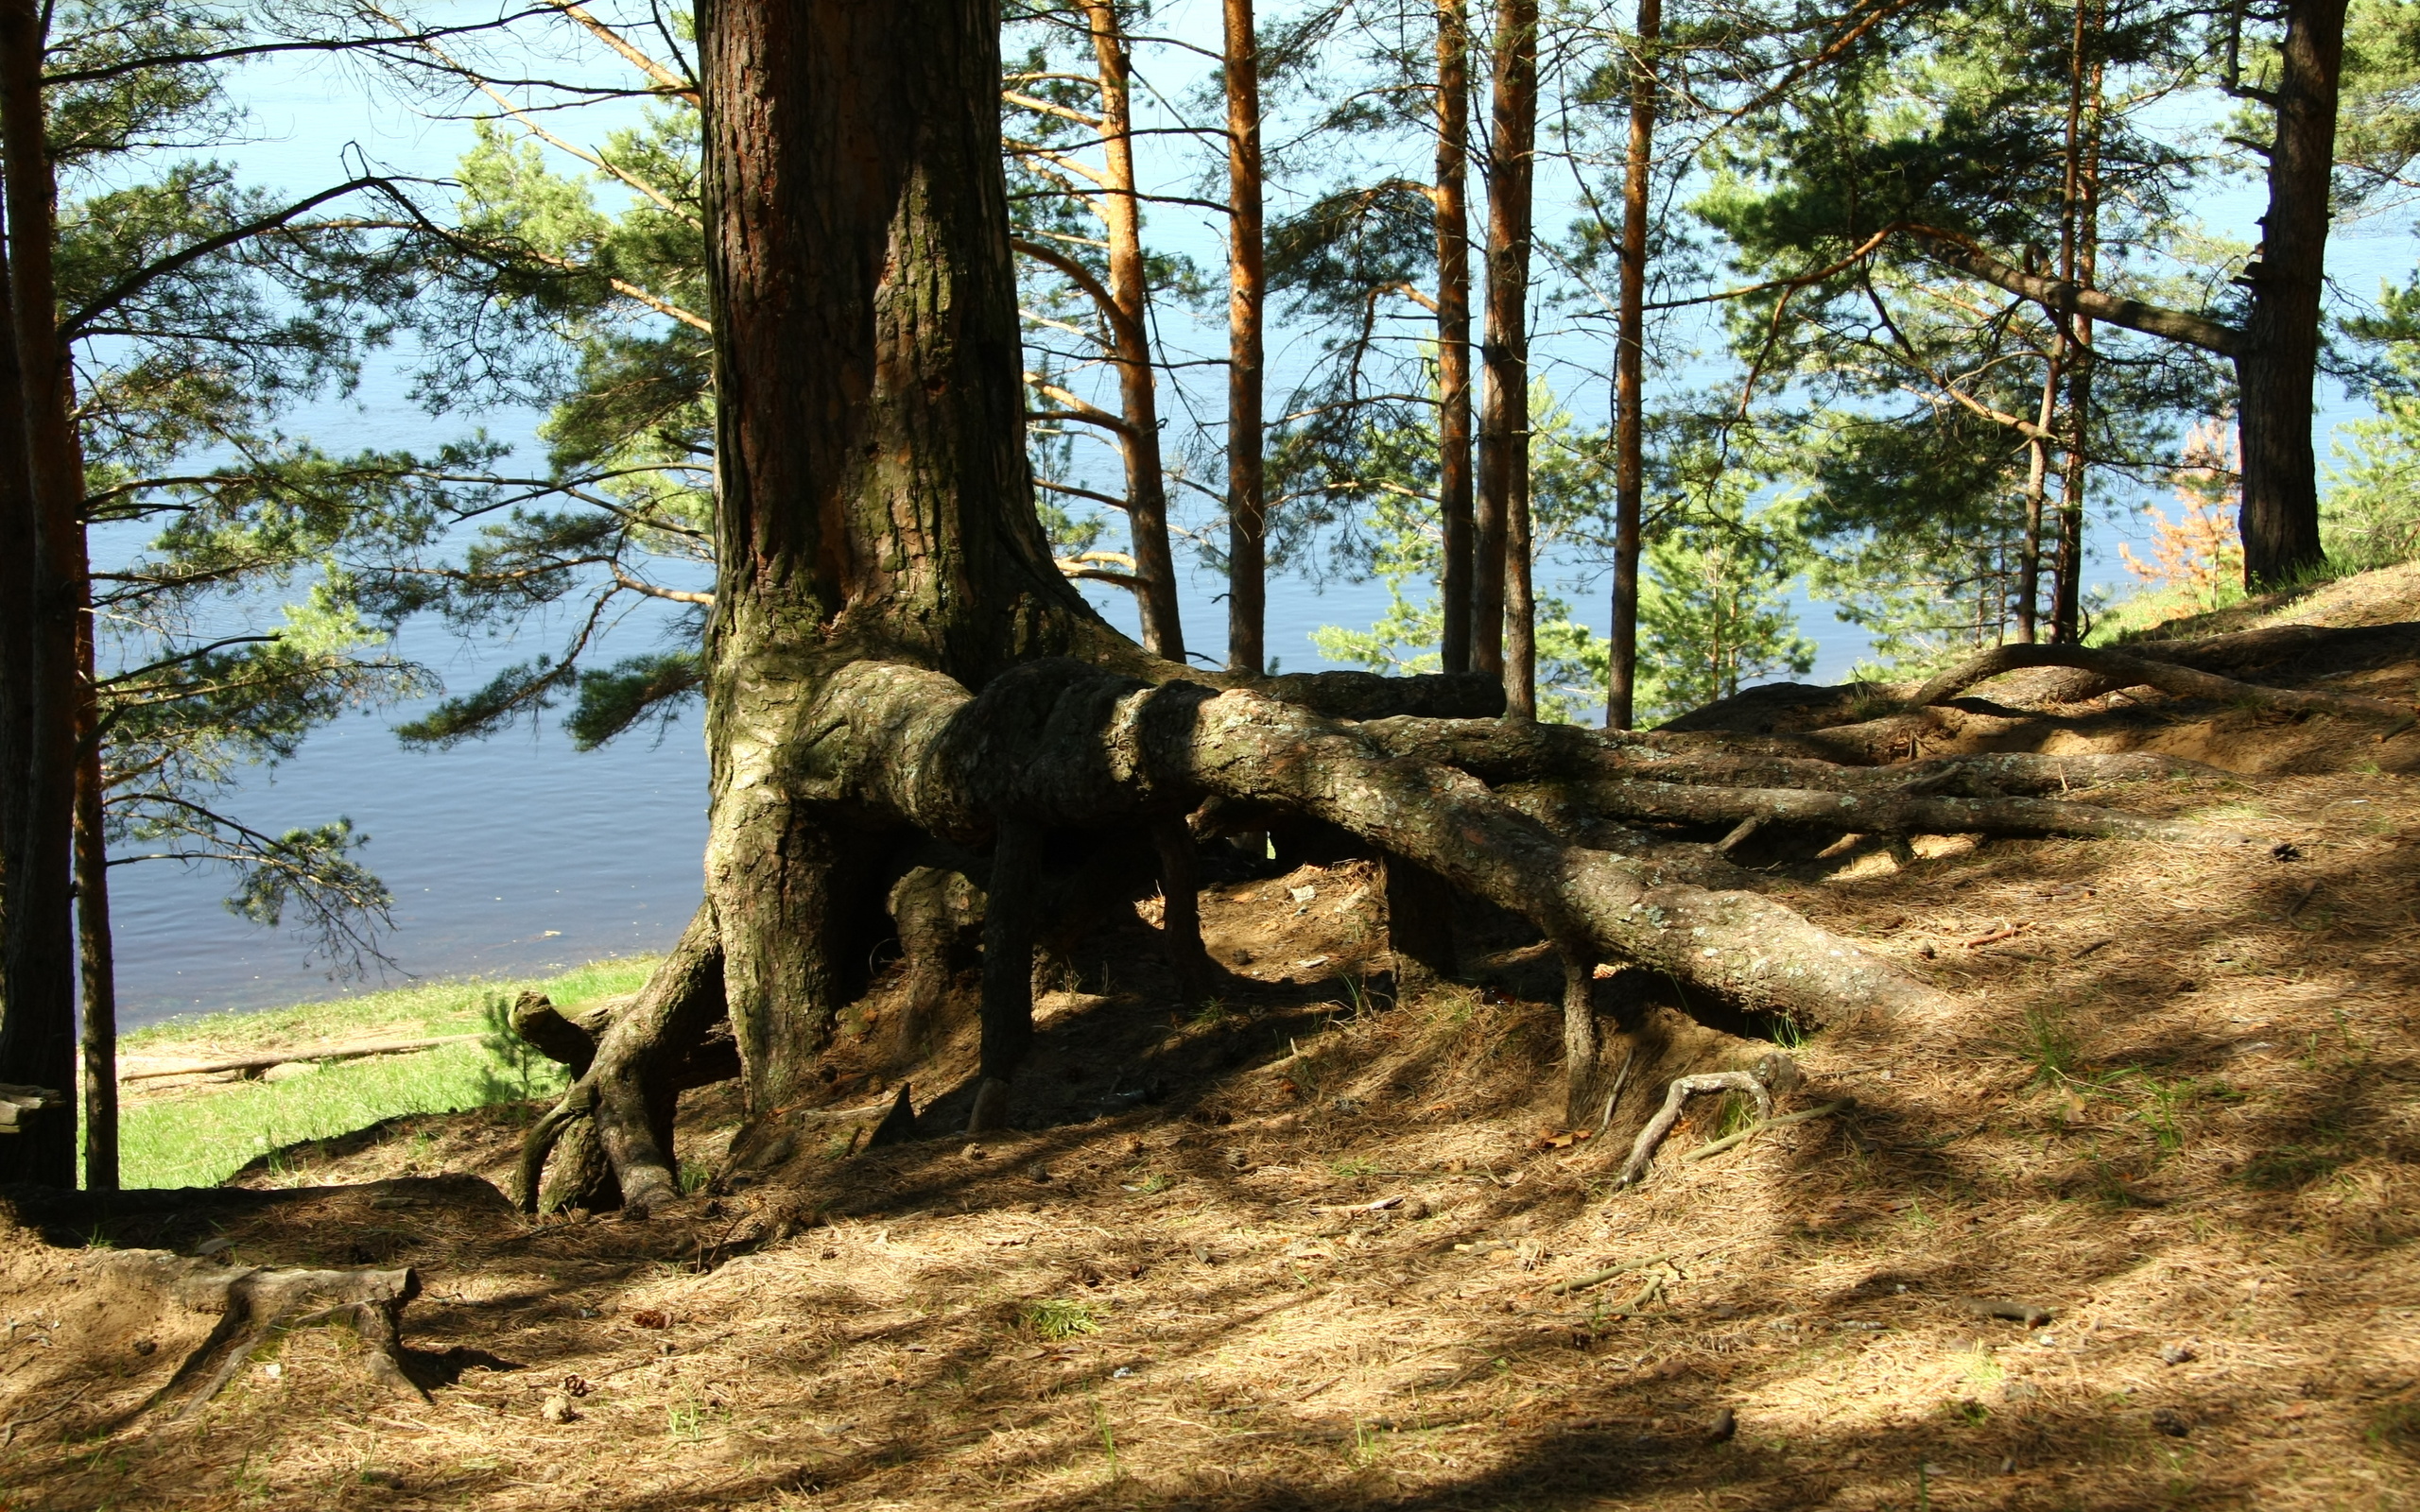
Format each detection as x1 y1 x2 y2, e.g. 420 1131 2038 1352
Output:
513 644 2307 1214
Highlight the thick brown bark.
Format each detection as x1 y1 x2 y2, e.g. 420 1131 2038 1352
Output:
1224 0 1268 675
2238 0 2342 588
0 88 35 1181
1082 3 1184 661
1434 0 1476 675
1501 776 2255 847
1560 951 1598 1126
696 0 1110 1119
1605 0 1659 730
0 0 78 1187
1358 714 2208 794
2015 346 2059 643
1473 0 1535 693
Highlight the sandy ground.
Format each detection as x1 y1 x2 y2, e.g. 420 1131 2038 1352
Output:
4 590 2419 1511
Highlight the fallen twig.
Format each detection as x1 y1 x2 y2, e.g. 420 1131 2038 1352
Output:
1547 1253 1673 1296
1961 921 2031 949
1680 1100 1852 1163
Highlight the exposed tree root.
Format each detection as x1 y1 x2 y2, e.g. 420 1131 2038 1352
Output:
1502 776 2258 847
515 906 729 1214
1361 717 2213 792
1382 854 1457 988
1559 953 1599 1127
1912 643 2419 730
808 661 1962 1035
77 1251 425 1419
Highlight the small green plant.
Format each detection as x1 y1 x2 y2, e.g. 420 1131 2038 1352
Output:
1094 1397 1119 1479
2017 1008 2083 1086
680 1159 714 1194
1131 1172 1170 1194
1020 1298 1100 1341
478 995 543 1102
666 1397 703 1441
2134 1077 2193 1155
1329 1154 1379 1178
1189 997 1232 1029
1713 1092 1758 1141
1957 1343 2005 1391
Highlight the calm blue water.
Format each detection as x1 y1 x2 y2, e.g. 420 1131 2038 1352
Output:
99 20 2420 1024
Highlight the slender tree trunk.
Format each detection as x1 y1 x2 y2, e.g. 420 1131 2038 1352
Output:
2238 0 2343 588
0 0 79 1186
1224 0 1268 674
74 557 113 1190
0 95 30 1132
2048 6 2098 644
1434 0 1476 675
1475 0 1535 697
1605 0 1660 730
1084 3 1184 662
2015 343 2059 644
696 0 1107 1119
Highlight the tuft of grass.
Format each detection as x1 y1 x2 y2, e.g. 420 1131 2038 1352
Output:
1019 1298 1101 1341
2016 1007 2083 1086
118 957 657 1190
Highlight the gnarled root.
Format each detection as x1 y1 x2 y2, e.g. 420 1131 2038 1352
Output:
1911 643 2418 730
1560 953 1599 1127
1501 776 2259 847
804 661 1962 1039
968 819 1044 1134
1616 1055 1802 1188
86 1251 426 1419
517 903 729 1214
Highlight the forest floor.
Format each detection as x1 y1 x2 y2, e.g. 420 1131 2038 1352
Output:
5 565 2420 1511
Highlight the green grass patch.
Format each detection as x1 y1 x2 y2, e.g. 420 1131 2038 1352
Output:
119 957 657 1191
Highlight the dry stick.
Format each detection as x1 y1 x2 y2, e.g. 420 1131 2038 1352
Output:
1596 1050 1635 1134
1547 1251 1672 1296
119 1036 482 1082
1615 1072 1772 1188
1911 642 2419 734
1679 1099 1851 1163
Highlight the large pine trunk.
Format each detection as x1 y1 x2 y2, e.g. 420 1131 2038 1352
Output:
694 0 1116 1121
1084 2 1184 662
